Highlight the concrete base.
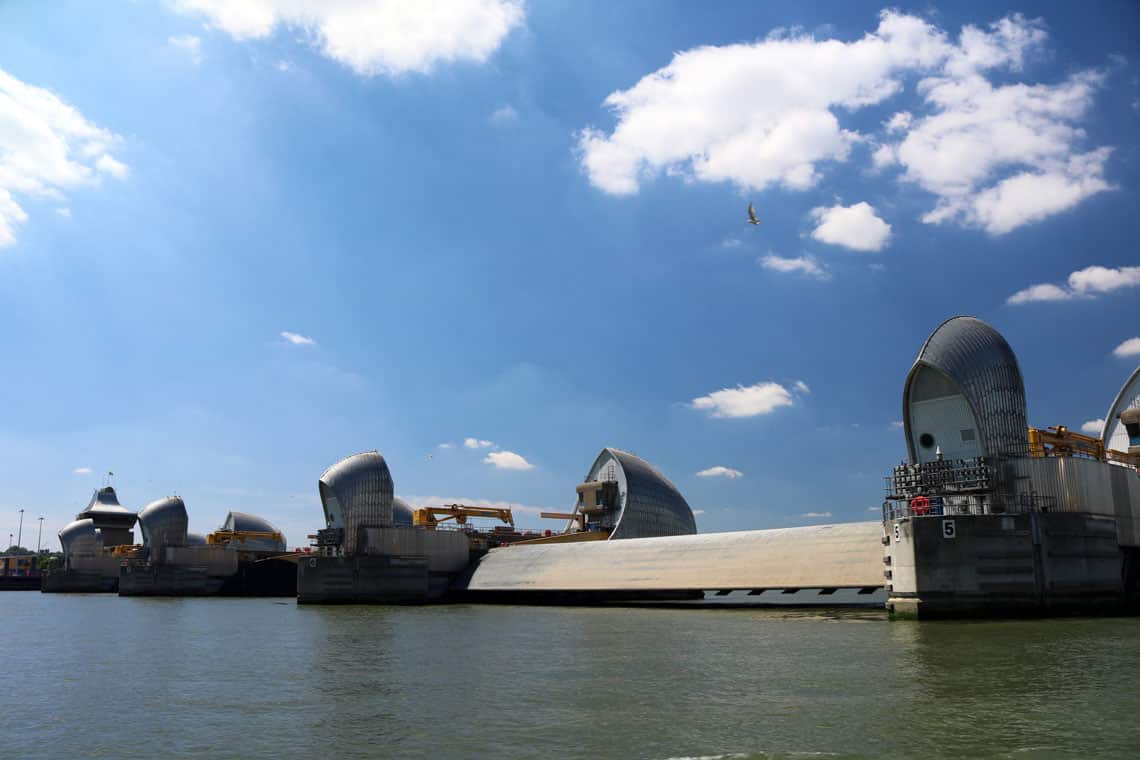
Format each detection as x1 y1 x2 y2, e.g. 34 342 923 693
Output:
0 575 42 591
41 569 118 594
886 511 1128 619
297 554 438 604
118 563 227 596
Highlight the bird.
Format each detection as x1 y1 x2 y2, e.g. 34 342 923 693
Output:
747 202 761 225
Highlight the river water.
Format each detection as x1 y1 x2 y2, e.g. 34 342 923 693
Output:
3 593 1138 759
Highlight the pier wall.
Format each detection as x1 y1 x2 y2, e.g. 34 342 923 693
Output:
887 512 1125 618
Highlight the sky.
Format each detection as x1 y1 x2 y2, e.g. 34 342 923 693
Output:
1 0 1139 549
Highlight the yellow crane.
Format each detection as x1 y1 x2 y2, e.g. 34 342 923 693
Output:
412 504 515 529
1028 425 1140 469
206 530 285 547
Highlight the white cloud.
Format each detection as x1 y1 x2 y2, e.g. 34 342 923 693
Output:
578 11 950 195
437 442 455 449
464 437 494 449
484 450 534 470
489 104 518 125
1007 265 1140 305
794 380 810 394
1081 419 1105 436
721 237 743 249
696 466 743 479
868 506 882 512
885 111 912 132
275 60 293 72
73 467 92 475
801 511 833 518
691 381 795 419
890 420 904 429
760 254 829 279
55 207 71 218
579 11 1111 235
174 0 524 76
280 331 316 345
169 34 204 64
1007 283 1072 304
809 202 892 251
1113 337 1140 358
693 509 706 516
0 68 128 247
95 154 129 180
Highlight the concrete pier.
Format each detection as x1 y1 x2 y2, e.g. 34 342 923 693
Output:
887 508 1131 619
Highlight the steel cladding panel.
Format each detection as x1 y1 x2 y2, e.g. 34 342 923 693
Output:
392 497 414 527
221 511 287 552
137 497 189 549
319 451 394 554
58 518 101 556
1104 367 1140 452
463 522 884 591
905 317 1028 462
606 449 697 539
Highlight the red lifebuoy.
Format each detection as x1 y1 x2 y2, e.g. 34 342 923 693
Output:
910 496 931 516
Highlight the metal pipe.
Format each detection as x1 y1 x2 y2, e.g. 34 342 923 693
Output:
16 508 23 549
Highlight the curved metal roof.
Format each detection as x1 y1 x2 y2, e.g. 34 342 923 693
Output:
222 511 281 534
78 486 134 517
592 448 697 540
58 518 101 556
319 450 394 554
904 316 1028 461
137 496 189 549
1103 365 1140 449
220 511 286 552
185 532 208 546
393 496 414 527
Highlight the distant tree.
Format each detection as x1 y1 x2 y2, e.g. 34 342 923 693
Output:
2 545 31 556
37 553 62 571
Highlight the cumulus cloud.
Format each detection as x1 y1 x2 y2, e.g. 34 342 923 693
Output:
484 450 534 470
696 466 744 479
489 104 518 125
1007 265 1140 304
691 381 796 419
173 0 523 76
0 68 128 247
578 11 1111 235
801 511 833 518
1114 337 1140 358
280 331 316 345
1081 419 1105 436
73 467 92 475
760 254 829 279
169 34 204 64
578 11 950 195
809 202 892 251
464 437 494 449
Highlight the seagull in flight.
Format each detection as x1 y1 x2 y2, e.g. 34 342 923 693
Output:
747 202 761 226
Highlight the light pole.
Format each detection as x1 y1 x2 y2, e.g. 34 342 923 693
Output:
16 509 23 549
37 517 44 553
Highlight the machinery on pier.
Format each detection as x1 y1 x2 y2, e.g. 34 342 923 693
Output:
413 504 515 529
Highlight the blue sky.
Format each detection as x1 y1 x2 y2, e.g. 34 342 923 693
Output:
1 0 1138 548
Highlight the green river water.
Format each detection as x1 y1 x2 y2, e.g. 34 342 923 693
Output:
3 593 1138 759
